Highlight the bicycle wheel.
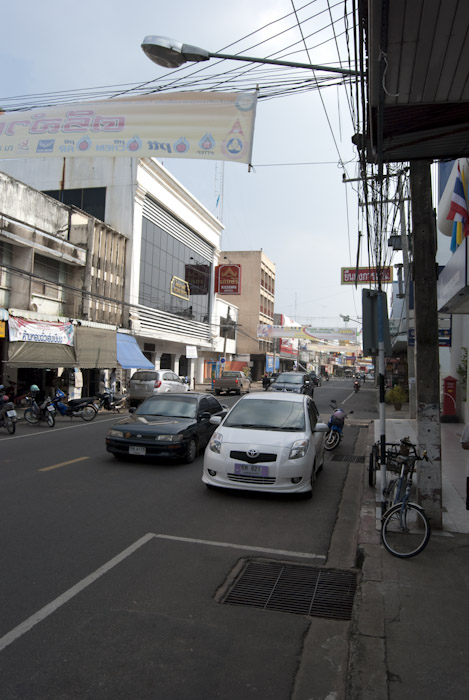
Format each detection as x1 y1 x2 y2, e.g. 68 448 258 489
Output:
80 404 97 421
24 408 39 425
381 502 431 558
5 417 16 434
324 429 340 450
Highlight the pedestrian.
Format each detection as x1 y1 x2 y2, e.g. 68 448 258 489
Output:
262 373 270 390
110 368 117 394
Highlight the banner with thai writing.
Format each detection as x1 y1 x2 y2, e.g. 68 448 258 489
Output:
257 325 357 344
0 91 257 164
8 318 74 345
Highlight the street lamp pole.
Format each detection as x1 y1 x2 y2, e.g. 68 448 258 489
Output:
141 36 363 77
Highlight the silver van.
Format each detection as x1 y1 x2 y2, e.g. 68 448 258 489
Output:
129 369 189 407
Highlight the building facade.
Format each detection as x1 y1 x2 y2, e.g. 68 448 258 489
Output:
0 156 234 387
217 250 275 380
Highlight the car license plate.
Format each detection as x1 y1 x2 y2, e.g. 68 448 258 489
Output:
6 410 17 418
47 405 55 412
129 446 146 455
234 463 269 477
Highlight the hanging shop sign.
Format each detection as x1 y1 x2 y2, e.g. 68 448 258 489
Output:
257 324 357 344
214 264 242 295
341 267 393 285
170 276 190 300
8 317 74 345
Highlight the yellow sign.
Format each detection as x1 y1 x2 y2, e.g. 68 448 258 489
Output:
0 321 5 338
170 276 190 300
0 92 257 165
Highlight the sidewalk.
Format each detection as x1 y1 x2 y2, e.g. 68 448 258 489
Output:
348 408 469 700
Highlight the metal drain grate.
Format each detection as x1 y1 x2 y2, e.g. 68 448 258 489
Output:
222 561 357 620
331 455 365 463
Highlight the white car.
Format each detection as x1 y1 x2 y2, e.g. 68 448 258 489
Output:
202 392 328 498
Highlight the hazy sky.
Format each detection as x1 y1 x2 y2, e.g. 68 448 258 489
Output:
1 0 366 327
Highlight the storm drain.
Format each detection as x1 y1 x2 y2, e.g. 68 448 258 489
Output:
221 560 357 620
331 455 365 463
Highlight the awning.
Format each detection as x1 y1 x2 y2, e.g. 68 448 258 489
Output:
117 333 154 369
74 326 117 368
7 341 76 368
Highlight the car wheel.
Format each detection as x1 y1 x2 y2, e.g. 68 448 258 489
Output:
215 389 221 396
184 437 198 464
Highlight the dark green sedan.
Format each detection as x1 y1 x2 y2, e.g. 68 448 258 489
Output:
106 393 227 463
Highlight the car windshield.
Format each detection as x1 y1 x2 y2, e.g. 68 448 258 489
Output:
131 372 157 382
136 396 197 418
224 399 305 431
276 374 303 384
221 372 239 377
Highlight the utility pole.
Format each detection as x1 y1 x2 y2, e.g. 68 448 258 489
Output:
398 172 417 419
410 160 442 528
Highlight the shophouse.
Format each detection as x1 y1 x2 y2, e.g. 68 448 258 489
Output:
0 156 232 388
0 169 128 396
216 250 275 380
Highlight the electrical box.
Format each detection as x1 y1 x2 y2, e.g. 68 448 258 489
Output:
362 289 392 356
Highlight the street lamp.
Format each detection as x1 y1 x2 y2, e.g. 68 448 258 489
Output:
141 36 362 77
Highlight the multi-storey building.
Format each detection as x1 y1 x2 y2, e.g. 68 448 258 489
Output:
0 156 234 387
217 250 275 379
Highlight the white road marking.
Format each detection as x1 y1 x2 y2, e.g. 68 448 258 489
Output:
0 533 155 653
0 416 120 441
155 533 326 560
0 532 325 653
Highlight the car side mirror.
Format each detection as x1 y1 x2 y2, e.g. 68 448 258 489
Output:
314 422 329 433
199 411 211 421
209 415 222 425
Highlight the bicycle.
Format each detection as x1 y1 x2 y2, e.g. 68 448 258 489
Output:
379 437 432 558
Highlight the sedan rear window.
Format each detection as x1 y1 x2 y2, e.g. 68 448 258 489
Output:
224 399 305 430
136 396 197 418
276 374 303 384
131 371 158 382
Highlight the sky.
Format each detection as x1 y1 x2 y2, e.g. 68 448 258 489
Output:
1 0 366 329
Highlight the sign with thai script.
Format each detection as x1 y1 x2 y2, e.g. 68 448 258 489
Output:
257 325 357 344
215 264 242 295
8 318 74 344
341 267 393 285
170 276 190 300
0 92 257 164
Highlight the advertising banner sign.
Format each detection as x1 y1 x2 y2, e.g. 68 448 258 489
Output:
215 264 242 295
341 267 393 285
257 325 357 344
0 91 257 165
8 318 74 345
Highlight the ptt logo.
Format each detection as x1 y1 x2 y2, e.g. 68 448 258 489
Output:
36 139 55 153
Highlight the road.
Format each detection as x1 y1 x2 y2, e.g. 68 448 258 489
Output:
0 378 377 699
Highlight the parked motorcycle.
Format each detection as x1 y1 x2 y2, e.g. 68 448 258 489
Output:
94 388 127 413
52 389 98 421
24 386 55 427
324 400 353 450
0 392 18 434
354 379 360 393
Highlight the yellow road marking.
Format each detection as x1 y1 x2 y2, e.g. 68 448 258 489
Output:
39 456 89 472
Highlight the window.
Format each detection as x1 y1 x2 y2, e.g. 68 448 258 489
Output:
44 187 106 221
32 253 65 299
139 215 211 323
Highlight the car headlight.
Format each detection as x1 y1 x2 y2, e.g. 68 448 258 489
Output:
289 439 309 459
108 429 124 437
209 431 223 454
156 434 184 442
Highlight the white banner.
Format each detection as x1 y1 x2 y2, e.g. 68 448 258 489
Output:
0 91 257 164
8 318 74 345
257 325 357 344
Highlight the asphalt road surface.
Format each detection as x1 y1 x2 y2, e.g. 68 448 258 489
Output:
0 378 377 699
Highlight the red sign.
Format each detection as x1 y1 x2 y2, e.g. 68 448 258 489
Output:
215 264 241 295
341 267 393 285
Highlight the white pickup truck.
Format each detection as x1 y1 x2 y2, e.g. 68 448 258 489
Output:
213 371 251 396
